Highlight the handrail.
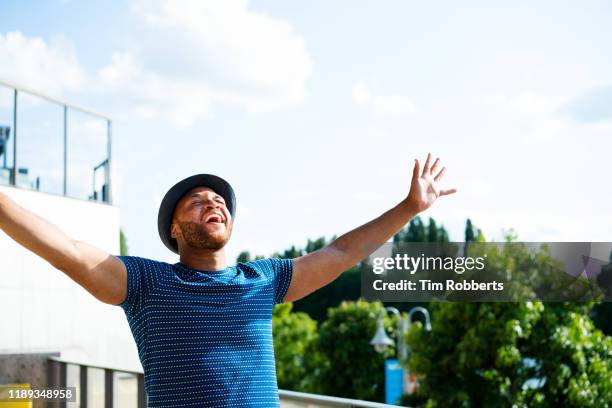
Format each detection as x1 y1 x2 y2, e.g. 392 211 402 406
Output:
47 356 146 408
279 389 407 407
47 357 408 408
48 356 142 375
0 79 111 120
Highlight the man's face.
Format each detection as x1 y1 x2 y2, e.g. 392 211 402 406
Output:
170 186 233 251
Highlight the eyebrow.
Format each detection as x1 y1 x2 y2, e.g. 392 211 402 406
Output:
189 192 224 201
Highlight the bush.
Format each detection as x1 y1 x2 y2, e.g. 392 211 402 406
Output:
272 302 320 391
314 299 397 402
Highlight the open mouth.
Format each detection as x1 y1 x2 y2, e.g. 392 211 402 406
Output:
204 214 224 224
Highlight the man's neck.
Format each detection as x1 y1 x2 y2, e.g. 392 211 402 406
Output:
179 248 227 271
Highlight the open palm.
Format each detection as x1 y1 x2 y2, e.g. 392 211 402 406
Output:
407 153 457 213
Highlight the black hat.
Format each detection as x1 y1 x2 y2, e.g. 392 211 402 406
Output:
157 174 236 254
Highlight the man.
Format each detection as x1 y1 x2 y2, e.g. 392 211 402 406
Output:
0 153 456 407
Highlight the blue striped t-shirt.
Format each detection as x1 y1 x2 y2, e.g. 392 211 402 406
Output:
117 256 294 407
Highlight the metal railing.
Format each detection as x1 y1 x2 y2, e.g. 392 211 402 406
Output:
48 357 145 408
0 79 113 204
47 357 406 408
279 390 406 407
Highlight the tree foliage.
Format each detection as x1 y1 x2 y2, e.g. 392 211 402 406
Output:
120 228 129 255
402 241 612 408
315 299 397 402
272 302 321 391
394 216 450 244
591 252 612 335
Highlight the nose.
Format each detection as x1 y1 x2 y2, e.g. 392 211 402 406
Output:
203 199 220 210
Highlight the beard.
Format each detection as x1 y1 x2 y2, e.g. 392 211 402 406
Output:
176 220 232 250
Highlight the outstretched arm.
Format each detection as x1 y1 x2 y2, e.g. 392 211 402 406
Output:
284 153 457 303
0 192 127 305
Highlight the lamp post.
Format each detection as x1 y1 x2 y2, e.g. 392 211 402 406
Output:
370 307 407 359
407 306 432 337
370 306 432 400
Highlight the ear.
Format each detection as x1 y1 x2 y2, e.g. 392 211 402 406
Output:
170 222 179 239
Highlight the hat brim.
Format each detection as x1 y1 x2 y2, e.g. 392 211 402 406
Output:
157 174 236 254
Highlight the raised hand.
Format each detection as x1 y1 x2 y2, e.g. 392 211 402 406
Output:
406 153 457 213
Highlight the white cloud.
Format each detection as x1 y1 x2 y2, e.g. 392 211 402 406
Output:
115 0 313 124
0 0 313 128
352 80 417 117
352 80 371 105
96 52 214 128
0 31 84 107
131 0 311 89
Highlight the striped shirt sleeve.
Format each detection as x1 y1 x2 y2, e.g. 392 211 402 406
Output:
116 255 154 314
266 258 294 305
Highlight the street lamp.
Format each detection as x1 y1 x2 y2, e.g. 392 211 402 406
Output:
370 307 408 359
370 309 396 353
370 306 432 400
408 306 432 333
370 306 432 358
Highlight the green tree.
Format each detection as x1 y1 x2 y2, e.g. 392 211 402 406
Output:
272 302 321 392
120 228 129 255
235 251 265 262
305 237 327 253
427 218 439 242
272 245 303 259
404 302 611 407
465 218 476 243
236 251 251 263
292 264 363 322
401 239 612 407
315 299 396 402
394 216 449 244
592 302 612 335
394 216 426 243
272 236 361 323
591 251 612 335
439 226 450 242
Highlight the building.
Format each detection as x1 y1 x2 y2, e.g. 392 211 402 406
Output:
0 80 142 407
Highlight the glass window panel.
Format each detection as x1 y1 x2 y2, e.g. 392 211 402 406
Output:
66 110 108 202
13 93 64 195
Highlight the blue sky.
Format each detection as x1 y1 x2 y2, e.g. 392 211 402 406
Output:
1 0 611 263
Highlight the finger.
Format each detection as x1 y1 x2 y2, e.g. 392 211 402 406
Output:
430 157 441 175
422 152 432 176
433 166 446 182
412 158 420 183
439 188 457 196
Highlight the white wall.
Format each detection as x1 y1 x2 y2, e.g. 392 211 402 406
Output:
0 186 142 373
